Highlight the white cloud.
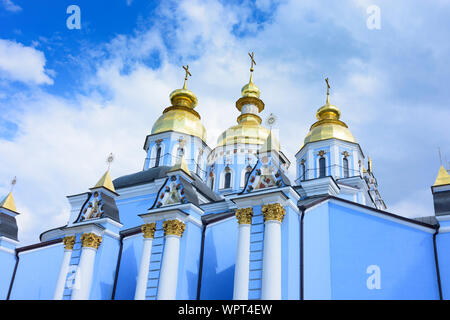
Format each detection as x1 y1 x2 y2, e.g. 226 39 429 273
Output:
1 0 21 12
0 39 53 85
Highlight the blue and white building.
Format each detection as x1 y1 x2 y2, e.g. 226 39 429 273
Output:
1 64 449 300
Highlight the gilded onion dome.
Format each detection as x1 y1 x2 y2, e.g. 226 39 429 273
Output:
216 53 271 147
151 66 207 142
302 79 356 147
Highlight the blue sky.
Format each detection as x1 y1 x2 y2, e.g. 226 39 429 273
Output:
0 0 449 244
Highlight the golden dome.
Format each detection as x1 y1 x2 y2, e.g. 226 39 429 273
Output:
302 91 356 148
217 115 270 146
151 68 207 142
217 58 269 147
241 73 261 98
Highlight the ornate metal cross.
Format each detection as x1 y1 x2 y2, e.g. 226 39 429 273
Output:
248 52 256 72
325 77 330 95
182 65 191 89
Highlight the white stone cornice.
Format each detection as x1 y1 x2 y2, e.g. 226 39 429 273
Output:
140 203 204 227
18 242 63 256
326 198 435 234
0 246 15 255
0 236 19 246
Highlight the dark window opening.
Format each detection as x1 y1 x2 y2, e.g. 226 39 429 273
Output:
155 147 161 167
319 157 326 177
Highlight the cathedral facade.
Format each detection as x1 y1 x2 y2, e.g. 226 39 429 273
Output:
1 58 450 300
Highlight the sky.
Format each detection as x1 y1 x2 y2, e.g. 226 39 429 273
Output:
0 0 449 245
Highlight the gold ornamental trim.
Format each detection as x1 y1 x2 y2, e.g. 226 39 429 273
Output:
262 203 286 223
163 220 186 237
235 207 253 225
81 233 102 249
142 223 156 239
63 235 76 250
235 96 265 113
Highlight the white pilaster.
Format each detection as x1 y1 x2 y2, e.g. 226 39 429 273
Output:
233 208 253 300
135 223 156 300
71 233 102 300
157 220 185 300
261 203 285 300
53 236 75 300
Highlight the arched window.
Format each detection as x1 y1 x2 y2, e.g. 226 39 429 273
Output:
301 162 306 181
196 152 202 176
343 157 349 178
224 172 232 189
155 147 162 167
209 176 215 190
319 157 326 177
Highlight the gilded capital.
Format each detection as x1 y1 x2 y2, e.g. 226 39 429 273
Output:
163 220 186 237
81 233 102 249
262 203 286 223
142 223 156 239
235 207 253 224
63 235 76 250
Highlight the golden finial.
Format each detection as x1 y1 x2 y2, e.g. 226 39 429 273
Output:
106 153 114 170
10 176 17 192
0 177 18 212
438 147 443 166
182 65 191 89
325 77 331 104
248 52 256 83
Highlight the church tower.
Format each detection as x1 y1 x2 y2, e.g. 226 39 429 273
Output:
143 66 210 180
295 79 386 209
207 53 289 194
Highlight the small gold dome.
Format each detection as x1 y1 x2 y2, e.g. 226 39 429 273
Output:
302 96 356 148
151 83 206 142
217 117 270 146
241 79 260 98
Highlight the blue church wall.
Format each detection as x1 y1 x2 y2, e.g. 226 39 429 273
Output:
10 243 64 299
176 221 202 300
281 206 300 300
89 234 121 300
0 251 16 300
303 202 332 299
435 232 450 300
199 217 238 299
114 233 143 300
304 200 439 300
115 194 157 229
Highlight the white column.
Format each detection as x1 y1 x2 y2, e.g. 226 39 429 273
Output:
53 236 75 300
261 203 285 300
233 208 253 300
71 233 102 300
157 220 185 300
134 223 156 300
